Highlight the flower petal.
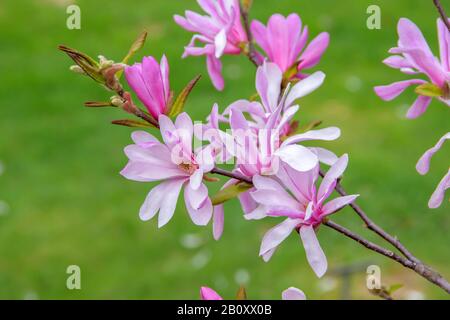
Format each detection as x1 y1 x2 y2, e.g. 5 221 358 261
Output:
406 95 432 119
318 154 349 203
429 169 450 209
275 144 319 172
374 79 426 101
416 132 450 175
158 179 185 228
282 287 307 300
259 218 299 258
285 71 326 107
321 195 359 217
200 287 223 300
207 54 224 91
299 225 327 278
213 204 224 240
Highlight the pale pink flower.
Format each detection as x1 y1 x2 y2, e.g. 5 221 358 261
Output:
416 132 450 209
222 62 328 134
125 55 170 120
200 286 306 300
251 155 359 277
374 18 450 119
174 0 248 90
251 13 329 76
120 113 215 228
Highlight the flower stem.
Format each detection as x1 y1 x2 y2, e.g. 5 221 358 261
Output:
239 1 260 67
433 0 450 32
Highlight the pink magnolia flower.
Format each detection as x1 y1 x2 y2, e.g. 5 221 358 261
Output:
251 155 359 277
120 113 215 228
251 13 329 76
416 132 450 208
374 18 450 119
125 55 171 120
200 286 306 300
174 0 248 90
222 62 328 135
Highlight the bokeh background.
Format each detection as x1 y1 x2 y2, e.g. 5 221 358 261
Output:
0 0 449 299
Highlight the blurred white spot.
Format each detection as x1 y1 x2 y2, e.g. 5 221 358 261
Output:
234 269 250 285
190 250 211 270
225 64 242 80
317 277 338 293
180 233 203 249
24 291 39 300
345 76 362 93
405 290 425 300
0 200 10 216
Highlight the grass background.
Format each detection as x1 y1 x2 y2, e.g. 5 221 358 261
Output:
0 0 449 299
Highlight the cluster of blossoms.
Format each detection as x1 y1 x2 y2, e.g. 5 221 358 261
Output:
60 0 449 300
375 18 450 209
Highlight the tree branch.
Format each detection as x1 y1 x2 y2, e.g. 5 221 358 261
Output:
324 220 450 294
239 2 260 67
433 0 450 32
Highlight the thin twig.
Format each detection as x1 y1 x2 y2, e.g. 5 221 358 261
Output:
324 220 450 294
433 0 450 32
211 167 253 184
239 2 260 67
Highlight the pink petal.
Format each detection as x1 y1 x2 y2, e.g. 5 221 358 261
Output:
142 56 166 116
374 79 426 101
282 127 340 146
125 63 155 115
298 32 330 70
157 179 185 228
267 14 291 71
120 161 184 182
185 189 213 226
214 28 227 58
318 154 349 203
259 218 300 258
251 20 271 56
175 112 194 155
251 189 299 209
206 54 224 91
185 182 208 209
429 169 450 209
158 115 178 147
437 18 450 71
321 195 359 217
285 71 326 107
139 182 169 221
309 147 339 166
282 287 307 300
406 95 432 119
131 131 159 147
275 144 319 172
299 225 327 278
213 204 224 240
416 132 450 175
256 62 282 112
238 189 258 214
200 287 223 300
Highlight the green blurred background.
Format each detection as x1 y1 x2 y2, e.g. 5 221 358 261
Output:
0 0 449 299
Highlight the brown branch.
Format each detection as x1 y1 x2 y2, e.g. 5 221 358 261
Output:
324 220 450 294
320 170 419 264
211 166 450 294
433 0 450 32
211 167 253 184
239 1 260 67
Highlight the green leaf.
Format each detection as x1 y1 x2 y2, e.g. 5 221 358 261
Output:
168 75 202 118
236 287 247 300
415 83 443 97
117 31 148 79
58 45 104 84
111 119 153 128
211 182 253 206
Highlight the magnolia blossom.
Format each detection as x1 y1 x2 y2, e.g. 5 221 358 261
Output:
120 113 215 228
174 0 248 90
374 18 450 119
416 132 450 209
222 62 328 135
200 286 306 300
252 155 359 277
125 56 171 120
251 13 329 76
